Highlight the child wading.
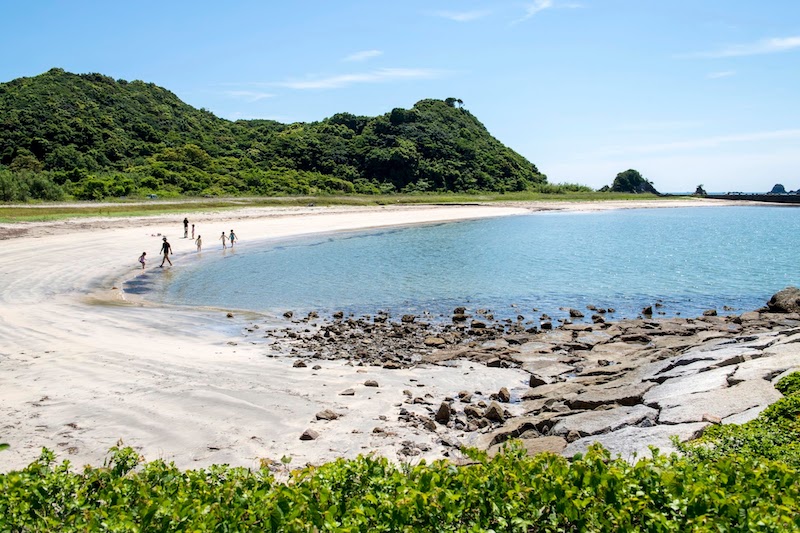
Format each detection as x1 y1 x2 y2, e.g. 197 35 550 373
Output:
220 231 228 249
229 229 237 248
138 252 146 270
195 235 202 251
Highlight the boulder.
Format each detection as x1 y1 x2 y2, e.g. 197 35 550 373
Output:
484 401 505 422
766 287 800 313
300 429 319 441
315 409 340 421
497 387 511 403
364 380 379 387
435 402 452 424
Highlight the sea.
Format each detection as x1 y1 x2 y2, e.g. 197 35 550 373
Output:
135 205 800 324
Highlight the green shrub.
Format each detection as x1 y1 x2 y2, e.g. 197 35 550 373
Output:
776 371 800 396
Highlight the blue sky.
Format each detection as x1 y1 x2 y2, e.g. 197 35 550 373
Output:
2 0 799 192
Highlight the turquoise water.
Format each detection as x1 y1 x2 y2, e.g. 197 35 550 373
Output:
146 206 800 322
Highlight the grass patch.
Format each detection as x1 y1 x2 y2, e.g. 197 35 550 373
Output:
0 192 684 223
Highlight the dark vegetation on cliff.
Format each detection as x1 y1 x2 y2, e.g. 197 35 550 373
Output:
0 68 575 201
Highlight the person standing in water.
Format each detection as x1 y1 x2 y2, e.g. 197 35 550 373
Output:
160 237 173 267
191 224 195 240
229 229 237 248
183 218 189 238
220 231 228 249
195 235 202 251
138 251 147 270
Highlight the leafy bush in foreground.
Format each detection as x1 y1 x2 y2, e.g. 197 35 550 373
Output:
1 443 799 531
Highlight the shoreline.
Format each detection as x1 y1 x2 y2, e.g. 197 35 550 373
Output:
0 198 792 472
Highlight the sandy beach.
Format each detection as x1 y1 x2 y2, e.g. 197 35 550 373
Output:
0 198 776 472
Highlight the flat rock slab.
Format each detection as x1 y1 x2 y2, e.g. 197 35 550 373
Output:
644 366 735 404
658 380 783 425
520 360 575 378
563 422 709 459
552 405 658 438
567 382 654 410
590 342 649 361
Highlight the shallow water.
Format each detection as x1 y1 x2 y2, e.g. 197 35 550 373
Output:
142 206 800 322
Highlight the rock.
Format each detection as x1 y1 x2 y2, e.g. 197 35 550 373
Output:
340 388 355 396
418 416 437 432
316 409 339 421
552 405 658 438
566 383 654 410
529 374 548 388
563 423 709 459
566 430 581 443
471 321 487 329
382 361 402 369
568 308 584 318
658 380 782 424
703 309 718 317
458 390 473 403
364 380 379 387
312 364 322 370
452 313 469 322
401 314 416 323
497 387 511 403
424 337 447 347
766 287 800 313
435 402 451 424
300 429 319 441
453 307 467 314
283 311 294 318
226 312 234 318
464 405 483 419
540 321 553 330
702 413 722 424
332 311 344 319
485 358 503 368
642 306 653 316
484 401 505 422
293 360 307 368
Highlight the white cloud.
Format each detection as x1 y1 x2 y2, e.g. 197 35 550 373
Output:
691 36 800 58
512 1 581 24
224 90 275 102
274 68 447 90
514 0 554 23
343 50 383 62
432 9 492 22
706 70 735 79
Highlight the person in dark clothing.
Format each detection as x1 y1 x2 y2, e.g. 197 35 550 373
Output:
160 237 173 267
183 218 189 238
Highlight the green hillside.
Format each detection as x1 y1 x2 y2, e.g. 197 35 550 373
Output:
0 69 549 200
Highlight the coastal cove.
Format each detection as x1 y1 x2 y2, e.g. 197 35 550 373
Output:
147 204 800 322
0 198 797 474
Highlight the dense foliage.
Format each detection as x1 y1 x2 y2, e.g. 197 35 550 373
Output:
1 443 797 531
599 169 660 195
0 69 547 200
2 374 798 530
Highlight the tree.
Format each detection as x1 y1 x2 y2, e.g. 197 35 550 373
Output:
609 169 659 194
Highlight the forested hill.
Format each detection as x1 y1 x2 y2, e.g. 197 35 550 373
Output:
0 68 546 200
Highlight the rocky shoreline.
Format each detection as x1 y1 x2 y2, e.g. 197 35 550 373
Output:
240 288 800 461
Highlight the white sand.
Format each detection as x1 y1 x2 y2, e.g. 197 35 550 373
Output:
0 199 757 471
